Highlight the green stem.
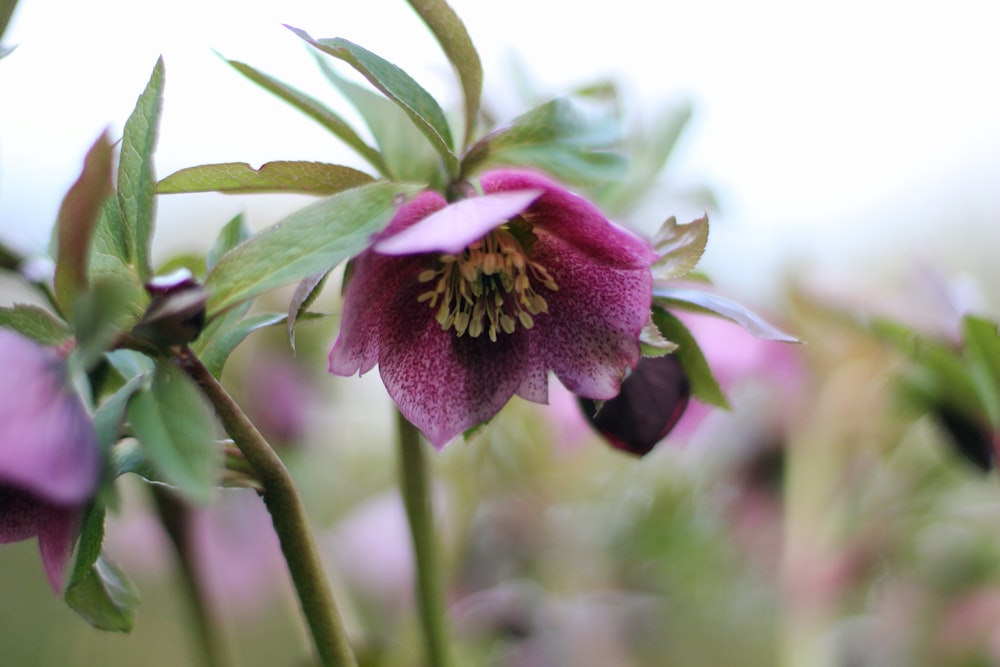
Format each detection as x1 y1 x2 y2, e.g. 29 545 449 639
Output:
396 410 455 667
178 347 358 667
150 485 235 667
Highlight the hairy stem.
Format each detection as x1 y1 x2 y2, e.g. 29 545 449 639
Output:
178 347 357 667
396 411 455 667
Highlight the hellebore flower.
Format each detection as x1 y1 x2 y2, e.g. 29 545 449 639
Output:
0 329 102 590
330 169 657 448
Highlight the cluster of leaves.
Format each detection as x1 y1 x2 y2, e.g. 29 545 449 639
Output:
876 315 1000 471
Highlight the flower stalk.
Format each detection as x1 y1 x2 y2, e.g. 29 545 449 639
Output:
396 409 455 667
177 347 357 667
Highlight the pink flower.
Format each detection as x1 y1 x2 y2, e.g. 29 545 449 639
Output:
0 330 101 590
329 169 657 448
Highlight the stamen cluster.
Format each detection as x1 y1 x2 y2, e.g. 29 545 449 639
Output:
417 224 559 342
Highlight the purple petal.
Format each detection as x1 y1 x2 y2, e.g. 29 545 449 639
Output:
481 170 657 269
0 485 40 544
373 190 543 256
579 354 691 457
378 284 531 449
36 503 80 591
0 330 100 504
0 485 80 591
527 232 652 399
329 192 447 376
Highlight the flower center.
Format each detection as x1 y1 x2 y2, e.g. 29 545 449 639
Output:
416 224 559 342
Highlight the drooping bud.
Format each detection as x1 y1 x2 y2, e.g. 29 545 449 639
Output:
133 268 208 347
579 354 691 456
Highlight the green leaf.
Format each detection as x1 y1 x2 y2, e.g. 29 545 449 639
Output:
652 307 729 409
655 286 800 343
0 304 71 345
206 213 251 272
405 0 482 148
54 131 114 315
0 0 17 42
110 439 161 481
93 374 147 451
652 214 709 281
127 360 221 503
105 349 156 381
288 271 330 352
118 58 164 283
289 27 459 177
65 504 139 633
962 315 1000 429
462 97 621 177
596 100 694 214
158 160 375 196
193 311 287 378
488 145 626 186
71 275 142 372
224 57 389 176
204 180 418 316
314 54 444 186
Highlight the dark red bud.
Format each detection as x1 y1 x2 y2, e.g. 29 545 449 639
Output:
578 353 691 457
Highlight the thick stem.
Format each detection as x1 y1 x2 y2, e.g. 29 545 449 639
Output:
151 485 235 667
396 411 455 667
178 347 357 667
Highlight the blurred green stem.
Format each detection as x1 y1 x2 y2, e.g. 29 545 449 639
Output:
178 347 358 667
151 485 235 667
396 411 455 667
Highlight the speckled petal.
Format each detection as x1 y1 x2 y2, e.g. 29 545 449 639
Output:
481 170 658 269
329 191 447 376
0 330 100 504
527 232 652 399
374 190 542 256
0 485 40 544
378 285 531 449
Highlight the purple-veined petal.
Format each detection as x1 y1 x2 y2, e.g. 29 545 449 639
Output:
527 232 651 399
378 284 531 448
0 330 100 504
481 170 657 269
373 190 542 256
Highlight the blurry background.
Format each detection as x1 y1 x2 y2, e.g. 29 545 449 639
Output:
2 1 1000 666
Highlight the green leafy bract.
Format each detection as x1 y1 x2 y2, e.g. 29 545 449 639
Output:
0 304 72 345
655 286 800 343
462 97 625 184
405 0 482 148
54 131 114 315
652 307 728 409
652 214 709 281
203 180 418 317
287 271 330 352
223 58 389 176
93 374 147 452
127 360 221 504
118 58 164 283
289 27 459 178
64 504 139 633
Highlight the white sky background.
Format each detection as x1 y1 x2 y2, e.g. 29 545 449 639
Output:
1 0 998 307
